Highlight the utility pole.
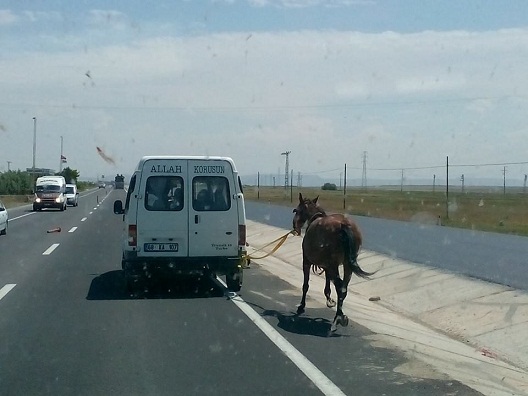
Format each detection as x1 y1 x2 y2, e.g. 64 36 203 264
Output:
281 151 291 189
524 174 527 194
290 169 293 202
502 166 507 195
343 163 347 210
7 161 11 171
32 117 37 181
433 174 436 192
361 151 367 189
446 156 449 220
460 174 465 193
59 136 64 173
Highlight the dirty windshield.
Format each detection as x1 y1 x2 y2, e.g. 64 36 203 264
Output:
1 1 527 395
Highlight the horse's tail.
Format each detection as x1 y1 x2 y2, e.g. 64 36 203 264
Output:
340 224 375 279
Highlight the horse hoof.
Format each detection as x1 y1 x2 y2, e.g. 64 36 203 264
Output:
330 322 337 332
334 314 349 327
326 298 336 308
297 306 305 315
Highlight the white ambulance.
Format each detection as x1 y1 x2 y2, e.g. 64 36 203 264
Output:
113 156 248 291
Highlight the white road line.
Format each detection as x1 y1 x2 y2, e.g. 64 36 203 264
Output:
0 284 16 302
89 212 93 215
68 227 78 233
81 217 87 222
9 212 36 221
219 280 346 396
42 243 60 255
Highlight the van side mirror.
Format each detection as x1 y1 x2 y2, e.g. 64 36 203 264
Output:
113 200 124 214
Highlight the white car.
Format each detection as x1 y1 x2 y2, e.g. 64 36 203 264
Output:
65 184 79 206
0 199 8 236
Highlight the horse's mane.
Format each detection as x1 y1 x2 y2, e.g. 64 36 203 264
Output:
304 199 326 215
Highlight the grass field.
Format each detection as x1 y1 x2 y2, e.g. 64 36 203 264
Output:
244 186 528 237
0 195 33 208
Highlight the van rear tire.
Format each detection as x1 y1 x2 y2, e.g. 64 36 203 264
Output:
123 270 137 292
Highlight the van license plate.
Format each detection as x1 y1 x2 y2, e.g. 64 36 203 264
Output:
144 243 178 252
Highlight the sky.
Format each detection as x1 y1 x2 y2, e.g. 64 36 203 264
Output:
1 0 528 186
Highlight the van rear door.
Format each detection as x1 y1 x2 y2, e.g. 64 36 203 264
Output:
136 159 188 258
188 159 239 257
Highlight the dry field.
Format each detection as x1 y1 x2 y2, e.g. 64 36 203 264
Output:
244 186 528 237
0 195 33 208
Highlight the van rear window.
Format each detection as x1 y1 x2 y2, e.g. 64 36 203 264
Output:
192 176 230 211
145 176 184 211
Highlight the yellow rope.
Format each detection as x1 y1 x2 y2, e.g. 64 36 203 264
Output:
244 230 296 260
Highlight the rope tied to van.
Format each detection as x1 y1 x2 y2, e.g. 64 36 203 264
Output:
244 230 296 260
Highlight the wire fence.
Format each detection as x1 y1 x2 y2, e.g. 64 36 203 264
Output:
253 157 528 192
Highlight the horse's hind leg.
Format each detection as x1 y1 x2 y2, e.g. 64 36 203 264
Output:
324 272 336 308
331 266 353 331
297 256 310 315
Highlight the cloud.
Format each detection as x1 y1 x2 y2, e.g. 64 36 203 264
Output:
2 27 528 179
0 9 18 26
22 10 63 23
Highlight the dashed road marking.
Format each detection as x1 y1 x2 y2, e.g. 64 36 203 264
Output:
81 217 87 222
68 227 78 233
0 284 16 302
43 243 60 255
10 212 36 221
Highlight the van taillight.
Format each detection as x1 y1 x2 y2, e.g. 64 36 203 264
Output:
128 225 137 247
238 225 246 246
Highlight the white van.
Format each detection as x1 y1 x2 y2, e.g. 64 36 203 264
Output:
33 176 67 211
113 156 248 291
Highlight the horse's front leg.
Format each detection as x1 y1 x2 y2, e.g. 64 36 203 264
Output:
324 272 336 308
297 255 311 315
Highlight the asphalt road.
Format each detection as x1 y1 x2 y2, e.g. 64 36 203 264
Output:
0 189 483 395
245 200 528 291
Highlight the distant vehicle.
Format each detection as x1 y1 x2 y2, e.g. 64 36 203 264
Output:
98 182 106 189
65 184 79 207
33 176 67 211
114 174 125 189
0 199 8 236
113 156 247 292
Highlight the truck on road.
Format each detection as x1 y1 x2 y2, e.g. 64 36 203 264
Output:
114 174 125 189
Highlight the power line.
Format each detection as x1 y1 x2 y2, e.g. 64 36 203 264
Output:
368 161 528 172
2 95 527 112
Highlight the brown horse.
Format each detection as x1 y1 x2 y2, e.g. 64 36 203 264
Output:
292 193 374 331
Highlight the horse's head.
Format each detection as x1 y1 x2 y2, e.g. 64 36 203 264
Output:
292 192 322 235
